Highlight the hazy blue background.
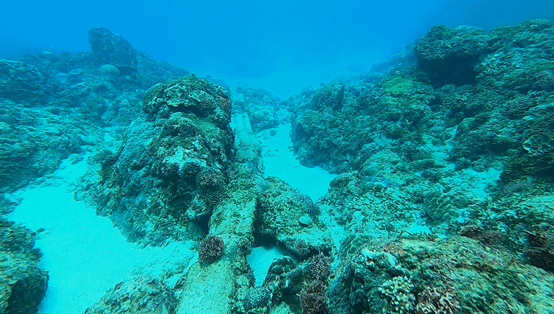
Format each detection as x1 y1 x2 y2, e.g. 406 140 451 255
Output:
2 0 554 96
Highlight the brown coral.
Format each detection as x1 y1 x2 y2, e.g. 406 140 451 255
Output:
415 286 459 314
198 235 224 263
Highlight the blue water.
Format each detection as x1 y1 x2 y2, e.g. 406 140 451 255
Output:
2 0 553 96
2 1 554 313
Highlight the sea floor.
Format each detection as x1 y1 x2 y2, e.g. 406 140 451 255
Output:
257 123 336 201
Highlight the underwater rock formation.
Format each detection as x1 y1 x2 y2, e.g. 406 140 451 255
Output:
232 86 291 132
3 17 554 314
288 19 554 243
88 27 138 76
256 177 331 258
414 25 490 87
0 28 187 194
0 219 48 314
84 278 179 314
88 74 234 244
0 60 48 102
328 235 554 314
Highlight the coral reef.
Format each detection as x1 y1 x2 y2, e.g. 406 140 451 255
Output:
328 236 554 314
4 17 554 314
86 74 234 244
0 218 48 314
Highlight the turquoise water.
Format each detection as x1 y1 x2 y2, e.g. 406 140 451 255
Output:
1 2 554 314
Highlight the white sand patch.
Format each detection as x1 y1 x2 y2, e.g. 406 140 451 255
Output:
246 246 291 286
7 153 195 314
258 124 336 201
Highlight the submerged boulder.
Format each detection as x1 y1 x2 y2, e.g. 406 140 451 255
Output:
88 27 138 75
90 74 234 244
84 278 178 314
0 219 48 314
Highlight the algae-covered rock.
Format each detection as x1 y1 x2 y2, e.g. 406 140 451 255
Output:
143 74 232 129
232 87 289 132
0 59 47 102
89 74 233 244
88 27 138 75
84 278 178 314
476 19 554 93
0 218 48 314
329 236 554 314
256 177 331 258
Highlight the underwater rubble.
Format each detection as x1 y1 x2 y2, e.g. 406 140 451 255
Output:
1 18 554 314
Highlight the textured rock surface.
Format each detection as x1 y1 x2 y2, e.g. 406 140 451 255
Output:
256 177 331 258
0 28 187 194
0 97 96 194
0 219 48 314
232 87 291 132
329 236 554 314
0 60 47 102
84 278 179 314
87 74 234 244
414 25 490 86
88 27 138 75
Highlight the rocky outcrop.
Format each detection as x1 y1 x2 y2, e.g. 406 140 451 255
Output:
87 74 234 244
329 235 554 314
232 87 291 132
0 219 48 314
414 25 490 86
0 60 48 102
88 27 138 75
84 278 178 314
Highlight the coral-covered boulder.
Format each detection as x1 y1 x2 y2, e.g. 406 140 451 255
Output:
475 19 554 93
88 27 138 75
84 278 178 314
256 177 330 258
89 74 234 244
329 235 554 314
0 219 48 314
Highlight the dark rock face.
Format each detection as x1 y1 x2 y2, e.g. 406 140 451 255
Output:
414 25 490 87
0 219 48 314
88 27 138 75
90 74 234 244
